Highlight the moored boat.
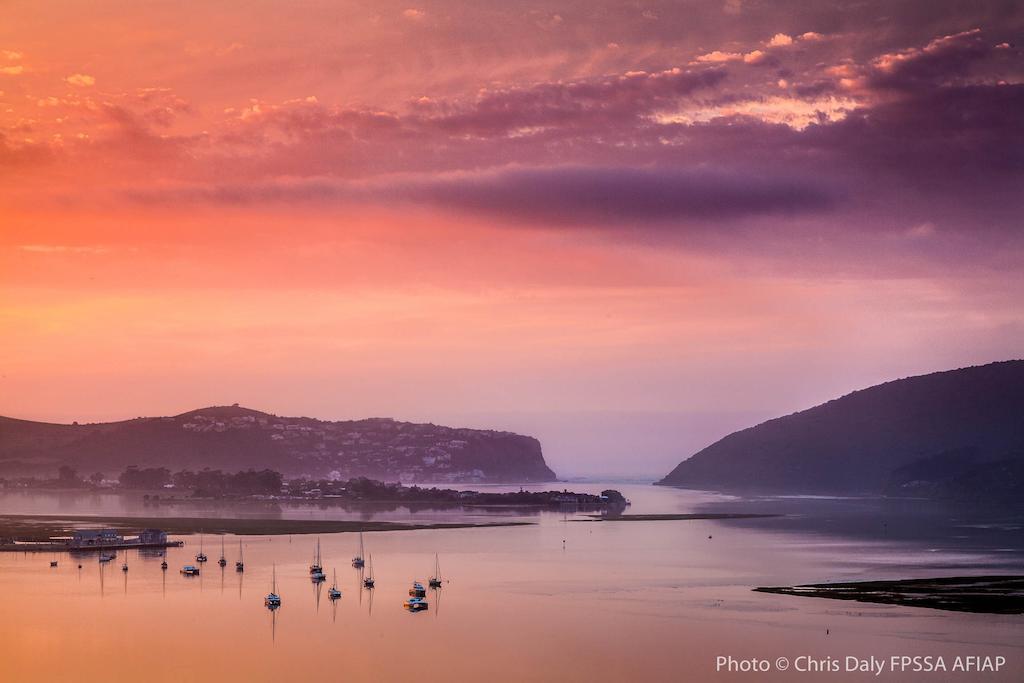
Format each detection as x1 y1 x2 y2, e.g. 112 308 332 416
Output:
363 553 375 589
409 581 426 598
404 596 428 611
429 554 442 588
235 539 244 572
195 533 207 563
328 569 341 600
352 532 365 568
310 538 325 580
181 564 200 576
265 564 281 608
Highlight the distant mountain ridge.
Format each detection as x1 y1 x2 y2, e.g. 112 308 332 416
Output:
0 405 556 484
657 361 1024 500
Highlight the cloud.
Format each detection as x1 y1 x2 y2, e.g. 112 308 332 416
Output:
14 26 1024 248
694 51 742 63
0 65 24 75
867 29 990 91
402 8 425 20
18 244 111 254
127 165 840 229
395 165 840 225
906 222 936 238
66 73 96 87
768 33 793 47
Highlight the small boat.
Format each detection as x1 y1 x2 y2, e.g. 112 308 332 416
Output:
265 564 281 608
235 539 244 572
99 553 115 563
409 581 426 598
181 565 200 576
50 560 58 568
160 560 168 570
310 538 325 580
121 551 129 572
328 569 341 600
309 537 323 575
351 532 365 568
195 533 208 563
217 537 227 567
428 554 442 588
404 596 428 611
363 553 375 589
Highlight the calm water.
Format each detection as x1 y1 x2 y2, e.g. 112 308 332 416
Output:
1 484 1022 682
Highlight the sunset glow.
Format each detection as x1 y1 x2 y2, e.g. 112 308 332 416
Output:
3 1 1022 476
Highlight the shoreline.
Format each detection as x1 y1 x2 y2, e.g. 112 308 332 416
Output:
576 513 781 522
755 576 1024 615
0 513 533 544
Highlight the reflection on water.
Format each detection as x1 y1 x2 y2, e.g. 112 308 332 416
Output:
0 484 1021 682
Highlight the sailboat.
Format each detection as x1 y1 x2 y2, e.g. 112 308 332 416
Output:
328 569 341 600
362 553 375 589
218 537 227 567
351 532 365 568
121 550 129 572
195 533 208 563
429 554 442 588
235 539 244 572
310 538 325 581
265 564 281 608
161 558 168 570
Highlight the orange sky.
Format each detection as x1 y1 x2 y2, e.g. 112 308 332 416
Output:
2 1 1022 476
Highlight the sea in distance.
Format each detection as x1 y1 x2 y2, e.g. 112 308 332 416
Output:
0 483 1022 682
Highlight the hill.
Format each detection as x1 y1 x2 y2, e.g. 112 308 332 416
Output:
657 361 1024 500
0 406 556 484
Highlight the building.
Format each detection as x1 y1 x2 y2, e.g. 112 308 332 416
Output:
70 529 123 547
137 529 168 544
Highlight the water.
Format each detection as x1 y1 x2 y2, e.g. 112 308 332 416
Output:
0 484 1021 681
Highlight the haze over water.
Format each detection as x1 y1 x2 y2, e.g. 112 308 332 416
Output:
2 484 1021 682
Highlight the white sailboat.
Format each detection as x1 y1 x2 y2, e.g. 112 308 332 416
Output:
310 538 325 581
429 554 442 588
352 532 365 568
265 564 281 608
195 533 208 563
362 553 375 589
328 569 341 600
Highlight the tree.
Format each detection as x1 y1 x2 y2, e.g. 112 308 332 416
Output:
119 466 171 489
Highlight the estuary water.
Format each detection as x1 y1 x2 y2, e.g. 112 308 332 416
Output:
0 484 1021 682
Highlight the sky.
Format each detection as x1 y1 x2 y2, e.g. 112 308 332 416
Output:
1 1 1023 478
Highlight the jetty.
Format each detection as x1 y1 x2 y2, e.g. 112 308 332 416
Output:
0 527 183 553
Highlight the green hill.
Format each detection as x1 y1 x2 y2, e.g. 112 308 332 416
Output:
657 361 1024 500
